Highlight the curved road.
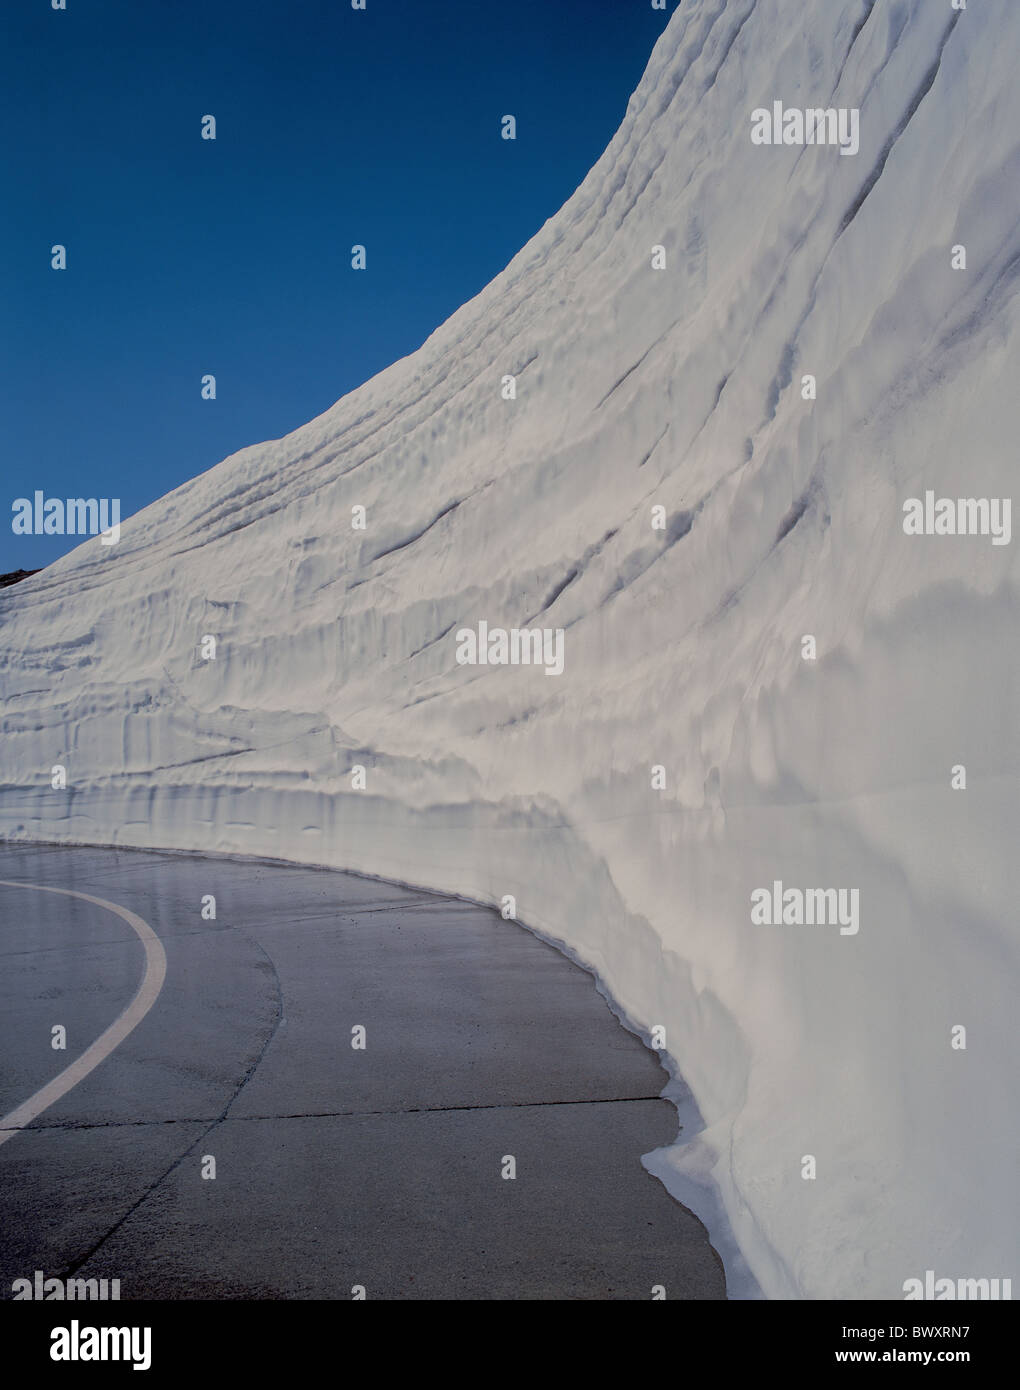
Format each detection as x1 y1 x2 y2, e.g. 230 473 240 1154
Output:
0 842 725 1300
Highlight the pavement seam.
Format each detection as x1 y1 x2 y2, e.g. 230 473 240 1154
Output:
16 1094 668 1133
58 928 287 1281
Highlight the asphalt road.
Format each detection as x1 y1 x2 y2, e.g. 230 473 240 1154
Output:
0 842 726 1300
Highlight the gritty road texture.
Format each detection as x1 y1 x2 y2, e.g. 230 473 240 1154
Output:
0 842 726 1300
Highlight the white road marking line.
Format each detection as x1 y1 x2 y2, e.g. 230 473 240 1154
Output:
0 879 167 1148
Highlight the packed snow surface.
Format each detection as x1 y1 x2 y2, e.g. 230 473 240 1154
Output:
2 0 1018 1298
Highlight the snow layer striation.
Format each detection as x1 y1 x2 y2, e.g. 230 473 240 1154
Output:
2 0 1019 1299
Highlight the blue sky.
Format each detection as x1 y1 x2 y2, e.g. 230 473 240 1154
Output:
1 0 677 572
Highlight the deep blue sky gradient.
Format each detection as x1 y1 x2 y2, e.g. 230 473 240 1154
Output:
1 0 677 571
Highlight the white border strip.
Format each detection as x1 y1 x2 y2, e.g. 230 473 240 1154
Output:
0 879 167 1148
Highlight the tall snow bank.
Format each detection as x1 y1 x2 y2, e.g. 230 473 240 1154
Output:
2 0 1018 1298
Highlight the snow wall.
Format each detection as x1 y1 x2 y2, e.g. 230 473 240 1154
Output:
2 0 1018 1299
